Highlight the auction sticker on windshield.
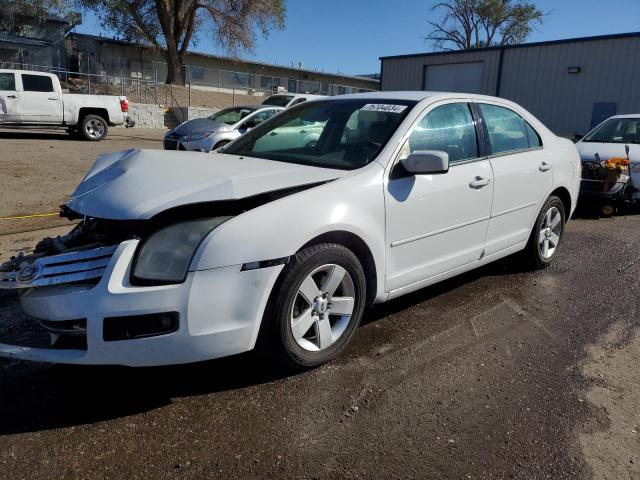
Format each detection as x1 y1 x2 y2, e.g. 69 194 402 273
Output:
361 104 408 114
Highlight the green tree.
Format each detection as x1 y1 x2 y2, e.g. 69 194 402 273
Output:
427 0 544 50
77 0 286 84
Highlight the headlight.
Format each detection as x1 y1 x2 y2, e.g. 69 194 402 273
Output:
184 131 214 142
132 217 232 284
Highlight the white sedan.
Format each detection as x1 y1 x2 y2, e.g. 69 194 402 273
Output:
0 92 580 368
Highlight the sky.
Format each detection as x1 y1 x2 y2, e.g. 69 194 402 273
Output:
75 0 640 76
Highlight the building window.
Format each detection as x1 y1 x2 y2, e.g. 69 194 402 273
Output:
191 66 204 80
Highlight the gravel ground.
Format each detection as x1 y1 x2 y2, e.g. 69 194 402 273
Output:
0 216 639 479
0 132 639 479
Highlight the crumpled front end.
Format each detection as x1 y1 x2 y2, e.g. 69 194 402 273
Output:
0 217 283 366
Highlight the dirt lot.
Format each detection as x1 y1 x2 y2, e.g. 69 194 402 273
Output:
0 132 639 479
0 128 165 235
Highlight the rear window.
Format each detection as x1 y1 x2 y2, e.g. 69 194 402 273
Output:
262 95 293 107
21 74 54 92
0 72 15 91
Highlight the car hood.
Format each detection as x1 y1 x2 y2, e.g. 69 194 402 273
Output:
173 118 233 135
576 142 640 162
67 149 346 220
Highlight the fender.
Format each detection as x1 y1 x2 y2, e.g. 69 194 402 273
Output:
191 162 388 301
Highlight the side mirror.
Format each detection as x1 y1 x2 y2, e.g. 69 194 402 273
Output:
574 133 584 142
400 150 449 175
243 120 257 130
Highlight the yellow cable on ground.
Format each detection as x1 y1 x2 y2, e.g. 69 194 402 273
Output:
0 212 59 221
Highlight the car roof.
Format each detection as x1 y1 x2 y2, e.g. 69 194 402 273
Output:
231 105 283 110
609 114 640 119
333 90 515 103
0 69 54 75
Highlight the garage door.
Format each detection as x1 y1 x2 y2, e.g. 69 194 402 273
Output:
424 62 483 94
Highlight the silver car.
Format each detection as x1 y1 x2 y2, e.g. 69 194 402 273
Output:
163 105 283 152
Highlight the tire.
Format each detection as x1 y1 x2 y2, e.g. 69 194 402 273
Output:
80 114 108 141
213 140 230 151
600 204 616 217
522 195 566 270
260 243 367 370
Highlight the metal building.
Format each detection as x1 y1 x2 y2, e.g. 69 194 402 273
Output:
380 32 640 137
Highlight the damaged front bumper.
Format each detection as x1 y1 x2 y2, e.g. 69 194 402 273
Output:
0 240 284 367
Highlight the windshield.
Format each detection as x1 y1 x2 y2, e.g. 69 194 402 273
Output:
209 106 257 125
262 95 294 107
223 99 417 170
583 118 640 144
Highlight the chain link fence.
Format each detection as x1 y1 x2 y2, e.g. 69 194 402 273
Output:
1 61 377 109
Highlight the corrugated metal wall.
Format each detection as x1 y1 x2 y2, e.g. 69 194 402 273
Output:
381 49 501 94
381 35 640 136
499 37 640 135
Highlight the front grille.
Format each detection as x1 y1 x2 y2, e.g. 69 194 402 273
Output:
0 245 118 289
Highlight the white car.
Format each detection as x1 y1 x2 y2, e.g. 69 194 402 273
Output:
163 105 283 152
262 93 326 108
0 69 129 140
576 114 640 188
0 92 580 368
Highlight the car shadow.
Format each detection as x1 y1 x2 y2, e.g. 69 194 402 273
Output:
0 129 73 141
0 256 523 435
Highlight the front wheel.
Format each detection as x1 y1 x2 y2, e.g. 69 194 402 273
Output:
212 140 230 151
80 114 108 141
260 243 367 370
522 195 566 269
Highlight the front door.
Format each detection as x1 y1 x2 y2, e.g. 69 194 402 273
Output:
17 73 62 123
385 101 493 293
0 72 20 122
476 103 553 256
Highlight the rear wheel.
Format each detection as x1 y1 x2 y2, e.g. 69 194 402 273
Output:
80 114 108 141
260 243 366 370
522 196 565 269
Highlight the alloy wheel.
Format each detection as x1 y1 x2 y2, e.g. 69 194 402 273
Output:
538 206 562 259
85 119 105 139
290 264 356 352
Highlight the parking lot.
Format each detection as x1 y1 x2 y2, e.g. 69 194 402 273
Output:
0 130 638 479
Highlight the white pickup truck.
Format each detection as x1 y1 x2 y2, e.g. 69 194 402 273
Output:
0 69 129 141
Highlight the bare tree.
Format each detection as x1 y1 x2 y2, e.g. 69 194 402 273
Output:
77 0 285 84
427 0 543 51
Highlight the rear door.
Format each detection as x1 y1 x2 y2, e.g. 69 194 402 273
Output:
0 72 20 122
17 73 63 123
476 102 552 256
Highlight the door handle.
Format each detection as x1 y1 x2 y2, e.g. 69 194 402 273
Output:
269 132 278 136
469 176 490 189
6 95 17 99
48 97 60 101
300 130 307 134
539 161 552 172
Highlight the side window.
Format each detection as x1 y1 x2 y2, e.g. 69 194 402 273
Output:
251 109 278 124
291 98 307 106
403 103 478 163
21 74 54 92
478 104 529 154
0 73 16 91
525 122 542 148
